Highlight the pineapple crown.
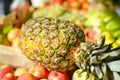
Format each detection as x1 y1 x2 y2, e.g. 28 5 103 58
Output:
75 37 120 80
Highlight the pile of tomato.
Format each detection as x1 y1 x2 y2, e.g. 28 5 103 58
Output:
51 0 88 10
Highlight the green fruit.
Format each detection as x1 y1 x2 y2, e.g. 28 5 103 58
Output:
72 69 98 80
102 32 115 44
113 30 120 38
102 10 118 23
116 39 120 45
101 31 114 39
113 41 119 48
3 25 13 34
105 18 120 31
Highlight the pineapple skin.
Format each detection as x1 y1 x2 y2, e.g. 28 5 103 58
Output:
18 17 85 71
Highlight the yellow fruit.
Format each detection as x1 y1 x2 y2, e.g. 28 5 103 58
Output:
101 31 113 39
14 67 27 77
113 41 119 48
116 39 120 45
72 69 97 80
7 28 20 43
12 37 19 47
105 37 115 44
101 31 115 44
18 17 85 71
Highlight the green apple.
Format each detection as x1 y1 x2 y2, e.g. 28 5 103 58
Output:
72 69 96 80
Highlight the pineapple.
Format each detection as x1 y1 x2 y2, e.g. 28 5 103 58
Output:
18 17 85 71
18 17 120 80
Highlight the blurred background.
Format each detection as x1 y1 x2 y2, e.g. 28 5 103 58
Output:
0 0 120 48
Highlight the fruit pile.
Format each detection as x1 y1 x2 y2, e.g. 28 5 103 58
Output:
0 64 72 80
0 1 120 80
50 0 88 10
84 9 120 47
0 1 32 46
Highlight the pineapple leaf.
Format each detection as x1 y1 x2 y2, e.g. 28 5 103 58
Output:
100 47 120 61
93 36 105 49
113 72 120 80
99 36 105 48
92 44 112 55
107 60 120 72
90 66 95 73
94 66 103 79
101 63 107 75
106 65 114 80
103 71 108 80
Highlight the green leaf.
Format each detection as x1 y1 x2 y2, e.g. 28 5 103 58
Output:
101 48 120 61
101 63 107 74
100 53 109 60
108 48 120 57
107 60 120 72
93 44 112 55
90 56 99 65
103 71 108 80
3 25 13 34
95 66 103 79
106 65 114 80
113 72 120 80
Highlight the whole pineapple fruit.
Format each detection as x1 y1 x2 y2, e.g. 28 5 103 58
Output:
18 17 120 80
18 17 85 71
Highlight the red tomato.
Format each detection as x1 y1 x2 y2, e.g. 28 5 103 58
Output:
67 0 81 8
79 0 86 4
51 0 64 4
81 2 88 10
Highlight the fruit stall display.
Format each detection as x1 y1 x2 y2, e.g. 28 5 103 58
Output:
0 0 120 80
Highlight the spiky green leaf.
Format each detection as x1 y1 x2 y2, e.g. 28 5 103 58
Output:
107 48 120 57
113 72 120 80
95 66 103 79
107 60 120 72
103 71 108 80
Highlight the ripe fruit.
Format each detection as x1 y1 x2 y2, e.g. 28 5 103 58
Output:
14 67 27 77
18 17 85 71
48 70 69 80
51 0 64 4
101 31 115 44
2 73 16 80
12 37 19 47
70 1 81 9
29 64 49 79
0 65 14 78
17 73 38 80
86 29 96 42
40 79 48 80
79 0 86 4
72 69 96 80
7 28 20 43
